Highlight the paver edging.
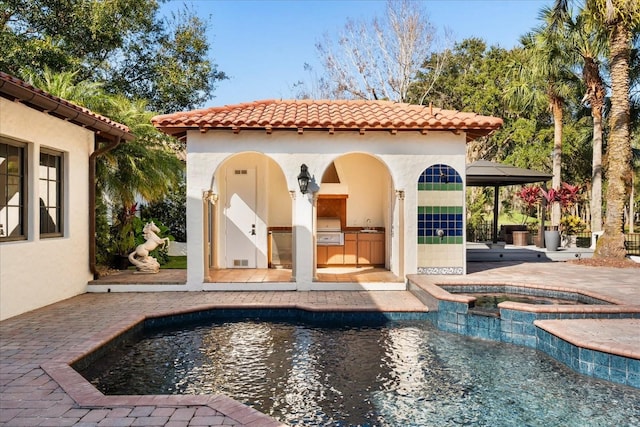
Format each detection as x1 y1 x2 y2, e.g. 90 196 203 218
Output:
40 361 286 426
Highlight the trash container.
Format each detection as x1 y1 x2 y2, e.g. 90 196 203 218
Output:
513 231 529 246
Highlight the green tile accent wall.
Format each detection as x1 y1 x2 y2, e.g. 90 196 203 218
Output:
417 164 464 274
417 165 464 246
418 182 463 191
418 206 463 214
418 236 464 245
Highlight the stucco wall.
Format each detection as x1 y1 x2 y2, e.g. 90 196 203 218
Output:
0 98 93 320
333 154 390 228
186 129 467 287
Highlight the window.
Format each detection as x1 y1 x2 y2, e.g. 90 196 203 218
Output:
39 150 63 236
0 141 26 241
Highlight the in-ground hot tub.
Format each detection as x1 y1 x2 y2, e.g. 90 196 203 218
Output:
410 282 616 346
407 278 640 388
441 285 610 317
466 292 590 315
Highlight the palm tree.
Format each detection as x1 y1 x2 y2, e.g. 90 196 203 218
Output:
554 0 639 258
517 10 577 227
95 95 184 257
22 69 184 260
592 0 638 258
549 7 609 233
97 95 184 208
22 66 104 109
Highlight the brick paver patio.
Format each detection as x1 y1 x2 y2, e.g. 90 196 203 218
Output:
1 261 639 426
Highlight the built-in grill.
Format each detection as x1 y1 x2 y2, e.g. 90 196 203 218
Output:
317 217 344 246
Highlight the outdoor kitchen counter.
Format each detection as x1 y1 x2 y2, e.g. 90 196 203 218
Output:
318 230 385 266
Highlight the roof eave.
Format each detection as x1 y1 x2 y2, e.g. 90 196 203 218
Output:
0 73 135 142
153 124 502 139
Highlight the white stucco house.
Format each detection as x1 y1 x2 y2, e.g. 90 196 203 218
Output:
152 99 502 291
0 73 134 320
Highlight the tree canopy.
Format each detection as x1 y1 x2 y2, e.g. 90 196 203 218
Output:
412 5 638 257
1 0 227 112
0 0 219 267
312 0 444 102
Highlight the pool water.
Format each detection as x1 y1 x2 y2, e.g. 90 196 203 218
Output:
470 293 584 308
80 319 640 426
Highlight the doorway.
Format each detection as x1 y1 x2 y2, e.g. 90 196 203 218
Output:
225 167 257 268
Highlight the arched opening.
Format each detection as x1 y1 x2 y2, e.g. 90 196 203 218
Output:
315 153 401 285
206 152 292 283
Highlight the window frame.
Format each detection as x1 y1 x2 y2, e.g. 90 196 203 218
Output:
0 139 27 242
39 148 64 238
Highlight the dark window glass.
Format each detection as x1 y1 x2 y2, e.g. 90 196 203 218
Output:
0 141 26 240
39 151 63 236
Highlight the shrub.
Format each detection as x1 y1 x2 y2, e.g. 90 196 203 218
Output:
560 215 587 234
141 179 186 242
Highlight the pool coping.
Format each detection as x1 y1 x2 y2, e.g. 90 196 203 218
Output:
408 276 628 305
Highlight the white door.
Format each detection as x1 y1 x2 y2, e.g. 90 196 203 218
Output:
225 168 257 268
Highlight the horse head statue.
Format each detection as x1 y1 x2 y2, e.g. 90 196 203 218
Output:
143 221 161 238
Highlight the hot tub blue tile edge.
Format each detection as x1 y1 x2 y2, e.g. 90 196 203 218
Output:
536 327 639 388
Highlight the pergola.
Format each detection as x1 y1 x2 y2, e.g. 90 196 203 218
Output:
466 160 552 244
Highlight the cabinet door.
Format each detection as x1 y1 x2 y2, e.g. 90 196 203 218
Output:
357 233 385 265
358 239 372 265
317 246 328 264
327 246 344 264
344 233 357 264
371 237 385 265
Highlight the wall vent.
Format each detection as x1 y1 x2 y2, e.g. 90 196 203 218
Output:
234 169 248 175
233 259 249 267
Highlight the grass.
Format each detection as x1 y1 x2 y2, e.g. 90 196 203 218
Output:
498 211 538 225
161 256 187 269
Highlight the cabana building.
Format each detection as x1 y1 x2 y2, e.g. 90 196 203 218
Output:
152 100 502 291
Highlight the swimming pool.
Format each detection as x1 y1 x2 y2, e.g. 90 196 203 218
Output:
78 314 640 427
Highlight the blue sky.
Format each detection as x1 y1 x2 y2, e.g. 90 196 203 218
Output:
161 0 552 108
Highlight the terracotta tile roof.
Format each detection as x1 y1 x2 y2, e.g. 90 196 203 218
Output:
0 72 134 141
152 99 503 142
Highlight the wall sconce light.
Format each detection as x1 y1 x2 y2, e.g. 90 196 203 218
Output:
297 164 311 194
436 228 445 240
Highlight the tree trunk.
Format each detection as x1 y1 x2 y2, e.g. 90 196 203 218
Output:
594 21 632 259
630 182 635 234
591 109 603 232
583 54 605 234
551 98 563 227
